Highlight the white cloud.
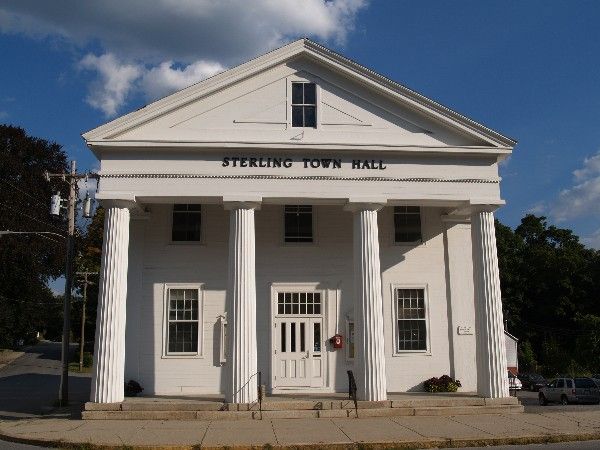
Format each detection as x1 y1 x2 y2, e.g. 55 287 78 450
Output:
550 150 600 222
0 0 368 115
527 201 546 215
79 54 142 117
140 60 225 101
582 229 600 250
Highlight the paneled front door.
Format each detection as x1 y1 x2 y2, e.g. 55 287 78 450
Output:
273 291 325 389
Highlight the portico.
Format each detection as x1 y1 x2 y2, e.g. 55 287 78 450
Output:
85 38 515 406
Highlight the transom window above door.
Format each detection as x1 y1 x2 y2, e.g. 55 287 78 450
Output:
172 204 201 241
277 292 321 315
291 82 317 128
284 205 313 243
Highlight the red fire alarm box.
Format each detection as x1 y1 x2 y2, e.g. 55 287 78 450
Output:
330 334 343 349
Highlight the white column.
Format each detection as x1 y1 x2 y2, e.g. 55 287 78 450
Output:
225 201 259 404
471 207 509 398
347 203 387 401
90 201 132 403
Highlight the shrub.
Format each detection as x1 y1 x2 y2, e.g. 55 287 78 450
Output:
82 352 93 368
423 375 462 393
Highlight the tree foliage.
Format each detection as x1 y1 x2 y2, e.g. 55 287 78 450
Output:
0 125 68 347
497 215 600 375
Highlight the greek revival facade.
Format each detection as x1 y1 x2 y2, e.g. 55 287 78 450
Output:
83 39 515 404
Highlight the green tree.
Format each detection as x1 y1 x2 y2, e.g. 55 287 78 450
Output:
496 214 600 375
0 125 68 347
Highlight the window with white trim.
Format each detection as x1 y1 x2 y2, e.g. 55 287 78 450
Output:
395 288 427 351
284 205 313 243
166 288 201 354
291 82 316 128
394 206 422 243
172 204 201 241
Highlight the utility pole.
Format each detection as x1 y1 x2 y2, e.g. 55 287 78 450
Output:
59 160 76 406
76 271 97 372
45 161 96 406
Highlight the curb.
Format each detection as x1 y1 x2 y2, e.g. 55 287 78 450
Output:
2 428 600 450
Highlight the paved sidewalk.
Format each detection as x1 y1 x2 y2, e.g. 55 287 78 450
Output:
3 410 600 449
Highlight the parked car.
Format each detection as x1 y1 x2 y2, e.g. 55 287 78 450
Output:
508 371 522 390
518 373 547 391
538 377 600 405
591 374 600 387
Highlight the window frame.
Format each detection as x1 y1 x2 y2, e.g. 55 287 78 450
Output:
169 204 204 245
288 78 320 129
290 81 317 128
282 204 316 245
162 283 204 359
391 284 431 356
392 206 423 246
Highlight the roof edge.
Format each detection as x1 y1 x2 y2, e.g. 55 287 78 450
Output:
82 38 517 148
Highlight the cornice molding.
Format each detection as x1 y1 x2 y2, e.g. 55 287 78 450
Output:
99 173 500 184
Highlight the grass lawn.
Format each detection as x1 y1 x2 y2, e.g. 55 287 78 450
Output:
68 362 92 373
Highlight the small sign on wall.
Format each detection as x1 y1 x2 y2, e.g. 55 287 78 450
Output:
457 326 474 335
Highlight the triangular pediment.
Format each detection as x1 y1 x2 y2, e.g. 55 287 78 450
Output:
83 39 515 152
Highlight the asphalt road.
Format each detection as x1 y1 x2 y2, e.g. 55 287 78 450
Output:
3 346 600 449
518 389 600 413
0 341 90 419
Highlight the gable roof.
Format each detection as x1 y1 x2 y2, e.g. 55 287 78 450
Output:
82 38 516 148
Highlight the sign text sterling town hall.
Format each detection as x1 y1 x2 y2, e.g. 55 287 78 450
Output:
222 156 387 170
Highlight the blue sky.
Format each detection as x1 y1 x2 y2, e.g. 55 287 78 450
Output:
1 0 599 249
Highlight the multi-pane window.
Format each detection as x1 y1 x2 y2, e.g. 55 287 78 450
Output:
284 205 313 242
172 204 201 241
167 288 200 353
277 292 321 315
394 206 422 243
291 82 316 127
395 288 427 351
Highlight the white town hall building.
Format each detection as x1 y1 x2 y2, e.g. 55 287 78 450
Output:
83 39 515 405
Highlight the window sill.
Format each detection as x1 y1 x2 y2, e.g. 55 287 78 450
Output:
392 240 424 248
161 354 204 359
167 241 206 246
392 351 431 357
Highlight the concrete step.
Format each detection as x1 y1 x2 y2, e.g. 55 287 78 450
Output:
82 403 523 420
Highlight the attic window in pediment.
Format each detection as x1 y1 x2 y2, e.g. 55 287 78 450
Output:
291 82 316 128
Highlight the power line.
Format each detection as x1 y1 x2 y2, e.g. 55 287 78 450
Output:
0 178 51 210
0 199 66 233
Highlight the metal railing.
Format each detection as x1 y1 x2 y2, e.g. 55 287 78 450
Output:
347 370 358 418
231 371 263 419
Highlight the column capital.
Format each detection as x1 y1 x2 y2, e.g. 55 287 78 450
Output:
469 201 503 214
95 193 138 210
223 201 261 211
344 201 386 213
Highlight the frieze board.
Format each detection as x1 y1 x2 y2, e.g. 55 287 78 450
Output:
99 173 499 184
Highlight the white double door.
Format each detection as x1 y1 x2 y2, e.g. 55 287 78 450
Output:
274 317 324 388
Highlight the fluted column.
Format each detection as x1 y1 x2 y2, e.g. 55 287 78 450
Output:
347 202 387 401
225 201 259 404
90 201 132 403
471 207 509 398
